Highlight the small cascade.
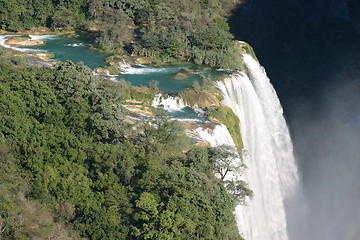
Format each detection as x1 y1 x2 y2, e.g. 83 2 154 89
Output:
29 35 58 41
119 60 132 73
192 124 236 147
103 69 111 76
119 60 168 74
64 43 86 47
151 94 187 111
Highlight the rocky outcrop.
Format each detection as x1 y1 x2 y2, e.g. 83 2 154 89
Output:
6 36 44 46
171 68 194 80
236 41 259 63
180 90 222 108
206 105 243 147
123 105 154 116
35 53 54 60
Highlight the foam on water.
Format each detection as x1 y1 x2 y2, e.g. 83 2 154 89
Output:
151 94 187 112
64 43 86 47
29 35 59 41
192 124 236 146
119 60 171 75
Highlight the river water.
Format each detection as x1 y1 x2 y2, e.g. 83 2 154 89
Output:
0 34 230 93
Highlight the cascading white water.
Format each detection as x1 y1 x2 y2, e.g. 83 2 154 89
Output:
195 54 299 240
151 94 187 111
64 43 86 47
191 124 245 180
242 54 299 196
29 35 59 41
192 124 236 147
119 60 169 74
216 74 286 240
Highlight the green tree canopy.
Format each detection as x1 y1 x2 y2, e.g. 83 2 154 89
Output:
0 57 246 239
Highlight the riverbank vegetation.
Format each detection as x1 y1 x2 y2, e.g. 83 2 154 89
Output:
0 0 243 68
0 51 251 239
206 106 243 147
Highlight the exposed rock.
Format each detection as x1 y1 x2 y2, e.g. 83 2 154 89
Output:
172 71 189 80
180 90 221 108
206 105 243 147
123 118 137 125
35 53 54 60
136 57 153 64
94 67 109 75
183 141 210 152
6 36 44 47
193 142 210 147
236 41 259 62
171 68 194 80
106 54 137 66
123 105 154 116
94 66 120 75
124 99 145 104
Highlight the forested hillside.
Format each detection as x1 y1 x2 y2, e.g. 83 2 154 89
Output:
0 53 251 239
0 1 253 239
0 0 242 68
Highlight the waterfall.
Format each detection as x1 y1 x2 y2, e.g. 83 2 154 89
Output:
195 54 299 240
242 54 299 196
151 94 187 111
118 60 132 73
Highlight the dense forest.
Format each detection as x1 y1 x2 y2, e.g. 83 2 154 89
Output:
0 49 252 239
0 0 243 68
0 1 253 239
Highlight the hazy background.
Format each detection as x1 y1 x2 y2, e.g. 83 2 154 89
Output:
229 1 360 239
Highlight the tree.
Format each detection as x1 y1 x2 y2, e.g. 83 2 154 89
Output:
88 0 136 50
212 145 253 204
208 145 244 180
51 6 76 28
141 116 190 156
196 145 253 204
224 180 253 205
0 0 33 31
32 0 54 27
